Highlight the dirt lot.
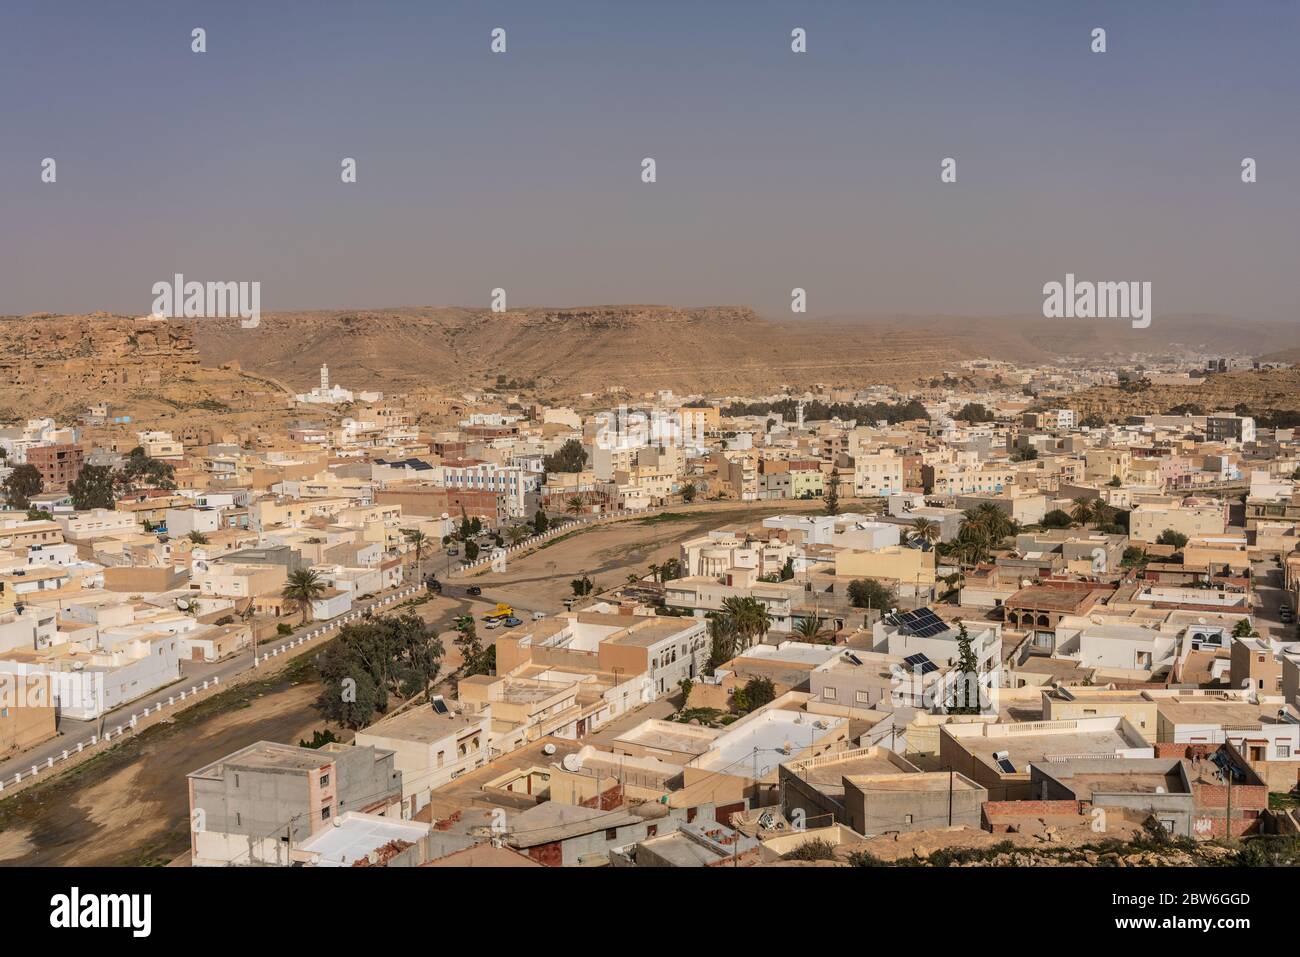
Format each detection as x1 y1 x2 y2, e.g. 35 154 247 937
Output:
0 594 474 867
464 502 838 612
0 659 330 866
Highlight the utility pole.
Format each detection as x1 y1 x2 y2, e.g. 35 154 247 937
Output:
1225 761 1234 843
948 767 954 826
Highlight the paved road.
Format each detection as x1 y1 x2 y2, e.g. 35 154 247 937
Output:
1251 558 1295 641
0 584 420 784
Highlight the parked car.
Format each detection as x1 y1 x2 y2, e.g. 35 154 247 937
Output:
447 546 459 556
483 619 502 630
532 611 545 621
503 616 522 627
467 586 482 596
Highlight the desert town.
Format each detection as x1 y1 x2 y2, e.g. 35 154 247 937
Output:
0 331 1298 870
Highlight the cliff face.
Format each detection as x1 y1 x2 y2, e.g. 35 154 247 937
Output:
0 314 278 426
0 314 199 389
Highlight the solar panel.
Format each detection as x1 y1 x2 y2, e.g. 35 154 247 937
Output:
996 758 1017 774
903 652 939 675
431 695 450 715
893 607 949 638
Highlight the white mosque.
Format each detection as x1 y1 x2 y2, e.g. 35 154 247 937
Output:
293 364 382 405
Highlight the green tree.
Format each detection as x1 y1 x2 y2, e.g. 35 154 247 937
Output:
68 465 117 511
956 403 995 423
793 615 832 643
824 471 841 516
188 531 209 544
1156 528 1188 549
911 517 940 546
464 541 480 562
677 677 694 705
26 507 53 521
565 495 585 516
1010 447 1038 462
946 623 982 714
119 447 176 491
1070 498 1103 526
570 574 594 597
316 612 444 728
533 508 550 534
543 438 588 473
847 578 897 612
1041 509 1073 529
401 528 428 581
733 676 775 713
455 617 488 676
1231 618 1256 638
705 613 739 673
681 482 697 504
282 567 327 622
2 464 43 509
779 556 796 581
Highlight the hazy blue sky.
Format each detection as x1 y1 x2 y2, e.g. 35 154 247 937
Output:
2 1 1297 320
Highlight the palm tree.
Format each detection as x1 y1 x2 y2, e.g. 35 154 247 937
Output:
282 568 327 623
648 562 662 584
506 524 530 546
706 613 740 670
565 495 585 516
911 518 940 546
722 596 773 650
1070 498 1102 527
401 528 428 581
793 615 832 643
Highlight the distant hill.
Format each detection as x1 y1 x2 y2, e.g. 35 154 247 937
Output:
3 309 1298 415
189 307 1300 394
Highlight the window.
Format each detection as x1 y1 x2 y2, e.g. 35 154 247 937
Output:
904 814 913 825
319 773 329 788
822 687 837 701
604 828 617 840
321 806 331 821
1279 745 1291 758
236 812 242 826
855 690 871 705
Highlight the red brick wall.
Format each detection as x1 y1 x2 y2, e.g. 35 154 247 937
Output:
981 800 1086 830
580 785 623 811
1192 782 1267 812
526 841 563 866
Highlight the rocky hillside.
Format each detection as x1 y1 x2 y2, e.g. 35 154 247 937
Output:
0 313 292 429
1065 368 1300 424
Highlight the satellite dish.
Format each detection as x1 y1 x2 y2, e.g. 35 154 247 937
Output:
0 539 10 548
176 598 190 610
332 817 342 828
541 743 557 756
562 753 582 773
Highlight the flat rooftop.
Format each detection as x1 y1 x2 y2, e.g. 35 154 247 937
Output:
615 719 721 757
294 813 431 867
696 710 847 776
191 741 331 778
1155 698 1264 727
845 771 982 793
357 701 483 743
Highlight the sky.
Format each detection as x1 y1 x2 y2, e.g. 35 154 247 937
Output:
1 0 1298 321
